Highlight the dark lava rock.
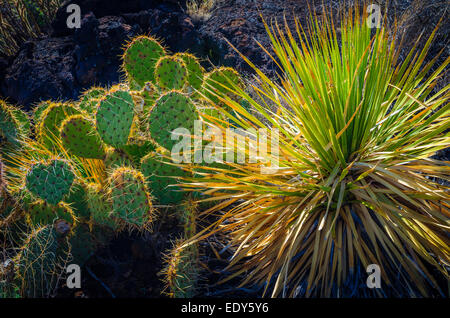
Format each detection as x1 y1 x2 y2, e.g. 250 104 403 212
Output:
197 0 307 75
51 0 185 36
73 14 140 87
1 37 76 107
122 9 204 56
1 13 139 108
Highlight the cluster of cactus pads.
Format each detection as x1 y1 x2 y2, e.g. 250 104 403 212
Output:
0 35 245 298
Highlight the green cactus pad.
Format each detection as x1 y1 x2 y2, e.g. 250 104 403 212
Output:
0 100 20 146
96 89 135 148
86 183 122 231
154 56 188 91
123 36 166 87
203 67 243 109
164 240 199 298
120 137 157 164
109 167 152 227
17 225 69 298
175 53 204 95
133 82 160 133
65 181 90 222
60 115 105 159
78 87 106 113
139 81 159 113
104 147 133 170
178 200 197 238
27 200 76 227
148 91 198 150
141 152 187 205
25 159 75 205
38 102 81 149
11 107 31 138
32 100 52 123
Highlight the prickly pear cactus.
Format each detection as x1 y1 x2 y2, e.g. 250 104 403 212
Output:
104 147 133 170
0 100 21 146
10 107 31 139
16 224 69 298
38 102 81 149
141 152 187 205
32 100 52 123
26 200 76 228
0 32 252 298
163 240 199 298
123 35 166 87
86 183 122 231
120 137 157 164
179 200 197 238
135 81 159 114
60 115 105 159
154 56 188 91
148 91 198 150
78 87 106 113
25 159 75 205
109 167 152 228
175 53 204 96
96 89 135 148
65 181 90 222
203 67 243 109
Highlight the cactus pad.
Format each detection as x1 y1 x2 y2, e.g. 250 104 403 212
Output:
0 100 20 146
86 183 122 231
32 100 52 123
203 67 243 109
27 200 76 227
61 115 105 159
141 152 187 205
139 81 159 113
65 181 90 222
104 147 133 170
163 240 199 298
109 167 152 227
11 107 31 138
154 56 188 91
78 87 106 113
96 89 134 148
25 159 75 205
17 225 69 298
175 53 204 95
148 91 198 150
38 102 81 149
120 137 157 163
123 36 165 87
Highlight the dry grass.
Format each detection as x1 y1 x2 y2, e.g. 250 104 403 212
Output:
0 0 62 57
186 0 217 23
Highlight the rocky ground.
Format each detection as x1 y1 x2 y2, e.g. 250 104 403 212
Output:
1 0 448 108
0 0 448 298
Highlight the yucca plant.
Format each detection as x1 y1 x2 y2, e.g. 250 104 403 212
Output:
180 4 449 297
